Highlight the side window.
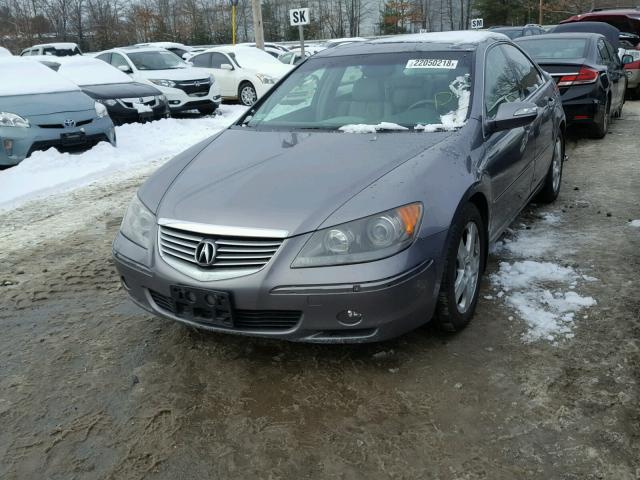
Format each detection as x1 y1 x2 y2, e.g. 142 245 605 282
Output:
280 53 293 64
96 53 111 63
484 45 520 119
110 53 130 70
597 40 611 63
210 53 228 69
502 44 544 98
604 42 620 66
191 53 211 68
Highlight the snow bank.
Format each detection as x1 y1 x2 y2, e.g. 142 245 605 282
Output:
0 105 247 211
339 122 408 133
629 219 640 228
0 57 80 96
490 212 597 343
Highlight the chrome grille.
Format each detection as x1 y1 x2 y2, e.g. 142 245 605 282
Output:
158 224 284 279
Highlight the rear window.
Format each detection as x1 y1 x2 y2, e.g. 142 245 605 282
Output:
518 38 589 60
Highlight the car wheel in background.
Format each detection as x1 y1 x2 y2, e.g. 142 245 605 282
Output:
536 130 564 204
239 82 257 106
197 104 217 115
435 203 486 333
590 98 610 139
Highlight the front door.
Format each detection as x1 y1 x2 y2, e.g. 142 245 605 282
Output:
209 52 237 98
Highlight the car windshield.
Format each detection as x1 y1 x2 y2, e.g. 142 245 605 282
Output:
518 38 589 59
127 51 186 70
228 48 281 68
244 51 473 131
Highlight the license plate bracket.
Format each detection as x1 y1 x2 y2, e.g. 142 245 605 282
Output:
170 285 234 327
60 131 86 145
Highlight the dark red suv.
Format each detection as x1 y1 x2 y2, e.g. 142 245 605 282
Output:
561 8 640 40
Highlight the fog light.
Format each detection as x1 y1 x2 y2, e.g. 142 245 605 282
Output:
3 139 13 156
337 309 363 326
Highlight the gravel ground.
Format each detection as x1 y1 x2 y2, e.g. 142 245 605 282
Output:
0 102 638 480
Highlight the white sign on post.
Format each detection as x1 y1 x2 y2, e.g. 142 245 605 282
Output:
470 18 484 29
289 8 310 26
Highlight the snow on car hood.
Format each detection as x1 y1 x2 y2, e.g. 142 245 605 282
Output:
156 128 453 236
0 91 95 116
0 57 80 96
136 67 213 81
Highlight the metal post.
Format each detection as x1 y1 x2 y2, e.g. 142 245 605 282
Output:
232 5 236 45
299 24 305 58
539 0 543 25
251 0 265 50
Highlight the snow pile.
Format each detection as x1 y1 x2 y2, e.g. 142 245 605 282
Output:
490 212 597 343
0 105 247 211
415 74 470 132
339 122 409 133
629 219 640 228
491 260 597 342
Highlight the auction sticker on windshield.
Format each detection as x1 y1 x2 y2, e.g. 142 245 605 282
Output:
405 59 458 69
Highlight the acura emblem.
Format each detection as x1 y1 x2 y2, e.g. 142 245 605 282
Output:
194 239 217 266
63 119 76 128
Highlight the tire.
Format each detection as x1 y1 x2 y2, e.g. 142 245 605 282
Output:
197 104 217 115
435 203 486 333
238 82 257 106
590 97 610 139
535 130 564 204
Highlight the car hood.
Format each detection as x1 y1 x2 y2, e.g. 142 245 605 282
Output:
81 82 161 99
136 67 212 81
0 90 95 116
157 128 453 236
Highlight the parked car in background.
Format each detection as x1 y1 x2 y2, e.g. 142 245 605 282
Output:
135 42 193 59
36 56 170 124
516 33 629 137
95 46 221 115
489 25 546 39
112 31 565 343
551 21 621 49
623 49 640 96
20 42 82 57
190 46 293 106
240 42 290 58
560 8 640 39
289 44 325 56
321 37 368 48
182 47 208 60
278 50 310 65
0 57 115 168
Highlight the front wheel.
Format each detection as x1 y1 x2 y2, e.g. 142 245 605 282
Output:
239 82 257 106
536 130 564 204
435 203 486 332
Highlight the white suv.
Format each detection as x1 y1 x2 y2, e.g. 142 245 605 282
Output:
95 46 221 114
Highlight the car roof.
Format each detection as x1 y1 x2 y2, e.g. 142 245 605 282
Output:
107 46 169 54
31 42 79 49
202 45 256 54
314 31 508 57
568 9 640 19
516 32 603 41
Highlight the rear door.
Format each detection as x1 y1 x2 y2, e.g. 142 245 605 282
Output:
502 44 554 188
604 40 627 109
597 39 622 108
482 44 534 235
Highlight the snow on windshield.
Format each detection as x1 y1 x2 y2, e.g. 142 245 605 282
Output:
339 122 409 133
415 75 471 132
0 58 79 96
57 58 133 86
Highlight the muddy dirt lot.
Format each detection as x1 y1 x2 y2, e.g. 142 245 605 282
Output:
1 103 639 480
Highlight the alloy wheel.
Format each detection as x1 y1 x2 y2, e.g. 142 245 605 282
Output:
454 222 481 314
240 85 257 106
552 135 562 193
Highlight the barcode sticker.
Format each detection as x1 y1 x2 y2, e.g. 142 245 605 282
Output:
405 59 458 69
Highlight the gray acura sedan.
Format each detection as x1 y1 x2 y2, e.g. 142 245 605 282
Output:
113 31 566 343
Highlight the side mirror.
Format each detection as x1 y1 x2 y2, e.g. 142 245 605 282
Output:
220 63 234 71
622 54 634 65
117 65 132 74
487 101 538 133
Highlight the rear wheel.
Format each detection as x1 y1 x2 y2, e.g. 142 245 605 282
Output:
590 97 610 139
536 130 564 204
435 203 486 332
239 82 257 106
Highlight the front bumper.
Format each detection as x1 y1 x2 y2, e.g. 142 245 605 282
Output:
0 116 116 167
153 82 222 111
112 229 446 343
106 102 170 125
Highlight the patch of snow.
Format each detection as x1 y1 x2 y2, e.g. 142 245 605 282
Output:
339 122 408 133
0 105 247 211
0 57 80 96
541 212 561 225
415 75 470 132
491 261 576 290
629 219 640 227
0 46 11 57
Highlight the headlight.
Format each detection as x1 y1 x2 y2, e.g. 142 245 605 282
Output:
95 102 108 118
0 112 30 128
150 79 176 88
120 194 156 249
256 73 276 85
292 203 422 268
